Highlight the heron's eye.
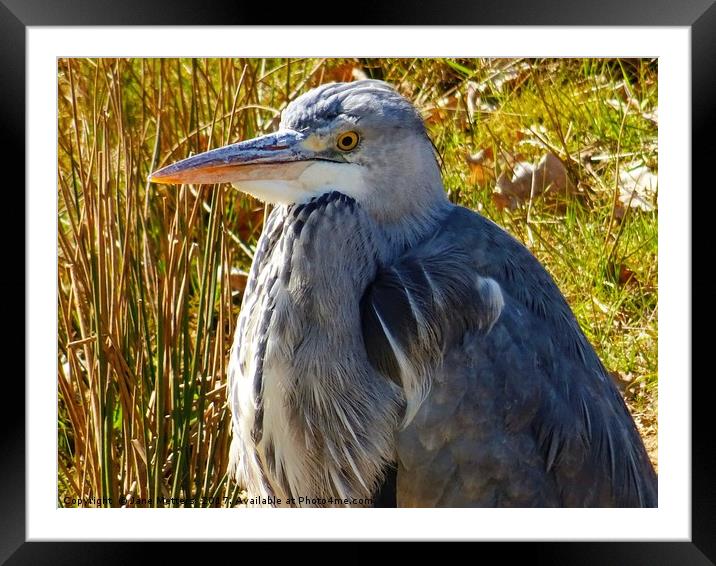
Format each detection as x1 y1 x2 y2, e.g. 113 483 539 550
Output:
336 131 360 152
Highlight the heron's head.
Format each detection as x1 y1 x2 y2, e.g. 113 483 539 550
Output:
150 80 448 227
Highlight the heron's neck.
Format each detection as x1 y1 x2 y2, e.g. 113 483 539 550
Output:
376 194 452 260
231 192 400 506
362 136 452 257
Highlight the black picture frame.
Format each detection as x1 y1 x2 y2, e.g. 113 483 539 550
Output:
6 0 710 562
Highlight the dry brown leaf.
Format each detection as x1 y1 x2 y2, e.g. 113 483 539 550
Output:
610 370 635 394
617 264 639 287
469 164 488 185
235 206 266 242
493 152 576 208
424 94 461 126
491 192 512 211
324 62 364 84
229 269 249 294
467 147 494 165
467 148 495 185
219 265 249 295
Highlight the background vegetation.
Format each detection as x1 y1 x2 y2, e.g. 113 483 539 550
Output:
57 58 658 507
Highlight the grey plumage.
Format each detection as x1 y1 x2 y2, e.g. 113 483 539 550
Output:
229 191 401 504
389 207 656 506
150 79 657 508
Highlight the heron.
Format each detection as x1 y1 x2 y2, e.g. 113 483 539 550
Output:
150 79 657 507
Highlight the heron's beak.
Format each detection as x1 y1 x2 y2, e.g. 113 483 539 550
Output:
149 130 338 204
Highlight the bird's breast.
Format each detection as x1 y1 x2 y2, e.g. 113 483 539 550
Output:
228 192 399 506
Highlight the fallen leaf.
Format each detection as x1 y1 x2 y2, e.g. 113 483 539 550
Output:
467 148 495 186
642 105 658 124
324 62 365 83
218 265 249 295
618 162 657 213
495 161 535 202
424 94 461 125
469 163 489 185
493 152 576 208
610 370 635 394
617 264 639 287
491 191 512 211
467 147 494 165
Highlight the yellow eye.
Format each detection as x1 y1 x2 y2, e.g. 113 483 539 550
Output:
336 131 360 152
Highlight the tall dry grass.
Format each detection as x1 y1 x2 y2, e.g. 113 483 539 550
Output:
57 58 658 506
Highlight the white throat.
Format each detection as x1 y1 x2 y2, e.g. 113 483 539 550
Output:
232 161 369 205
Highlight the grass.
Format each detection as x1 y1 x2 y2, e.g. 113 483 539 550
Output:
57 58 658 507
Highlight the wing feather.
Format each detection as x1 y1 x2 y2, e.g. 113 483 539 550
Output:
361 205 657 507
